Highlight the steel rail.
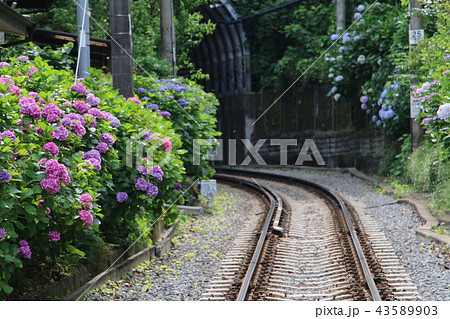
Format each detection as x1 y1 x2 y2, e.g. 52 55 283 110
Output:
214 174 282 301
215 167 382 301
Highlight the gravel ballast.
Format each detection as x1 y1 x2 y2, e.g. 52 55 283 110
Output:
84 184 265 301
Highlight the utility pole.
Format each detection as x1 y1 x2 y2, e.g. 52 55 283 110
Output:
76 0 90 78
336 0 345 34
110 0 134 97
409 0 424 150
160 0 176 76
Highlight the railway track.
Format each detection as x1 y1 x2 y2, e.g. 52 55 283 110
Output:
200 168 419 301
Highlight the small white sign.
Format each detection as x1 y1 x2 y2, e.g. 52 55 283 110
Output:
410 87 422 119
409 29 424 45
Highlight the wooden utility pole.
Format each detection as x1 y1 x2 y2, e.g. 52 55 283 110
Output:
160 0 176 76
110 0 134 97
336 0 345 33
409 0 424 150
76 0 90 78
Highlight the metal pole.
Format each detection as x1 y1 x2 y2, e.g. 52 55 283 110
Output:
336 0 346 34
76 0 90 78
160 0 176 76
409 0 423 150
110 0 134 97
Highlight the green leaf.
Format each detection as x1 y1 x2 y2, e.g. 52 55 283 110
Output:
24 204 37 214
66 244 85 257
0 280 13 294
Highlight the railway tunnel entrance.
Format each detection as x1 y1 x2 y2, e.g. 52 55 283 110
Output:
193 0 385 173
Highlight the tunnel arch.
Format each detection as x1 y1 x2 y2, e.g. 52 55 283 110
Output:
192 0 251 98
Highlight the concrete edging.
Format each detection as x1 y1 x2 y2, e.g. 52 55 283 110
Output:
65 219 179 300
344 167 450 246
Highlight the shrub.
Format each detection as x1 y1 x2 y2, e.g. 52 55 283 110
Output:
135 76 220 180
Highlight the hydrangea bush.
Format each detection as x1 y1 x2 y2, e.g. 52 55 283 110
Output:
0 56 189 296
414 1 450 161
135 76 220 180
324 2 410 136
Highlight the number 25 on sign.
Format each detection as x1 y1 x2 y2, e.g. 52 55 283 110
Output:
409 29 424 45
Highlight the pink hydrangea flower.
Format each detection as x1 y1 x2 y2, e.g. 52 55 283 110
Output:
40 177 61 194
48 231 61 242
19 97 42 120
162 138 172 152
80 193 93 205
43 142 59 157
127 97 141 104
70 82 87 95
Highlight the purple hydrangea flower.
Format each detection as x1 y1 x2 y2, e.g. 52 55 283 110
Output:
444 55 450 61
86 93 100 106
137 87 146 93
361 104 368 110
17 55 29 62
335 75 344 82
79 210 93 227
160 111 171 117
108 116 121 128
174 182 182 191
137 166 148 175
83 149 101 161
360 96 369 104
42 103 64 122
85 158 102 171
19 97 42 120
96 142 109 153
18 244 32 259
437 103 450 120
354 12 362 20
146 183 158 197
51 126 69 141
48 231 61 242
116 192 128 203
142 131 153 141
87 108 103 118
0 171 12 182
0 228 6 239
183 132 189 136
43 142 59 157
150 166 164 181
41 177 61 195
0 62 10 68
146 103 159 110
148 88 157 93
357 4 365 12
70 82 87 96
100 133 115 145
1 130 16 141
73 101 90 113
372 115 378 122
178 99 190 106
135 178 148 191
330 34 339 41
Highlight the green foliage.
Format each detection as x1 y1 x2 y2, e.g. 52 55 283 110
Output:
0 53 195 297
22 0 215 79
135 76 220 180
413 1 450 161
325 2 410 136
